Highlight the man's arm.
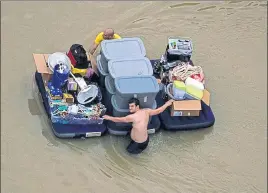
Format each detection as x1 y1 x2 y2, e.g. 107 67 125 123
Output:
88 53 98 75
89 32 103 55
89 43 99 55
103 114 134 123
147 99 174 116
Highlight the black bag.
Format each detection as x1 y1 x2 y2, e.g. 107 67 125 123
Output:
67 44 90 69
165 44 191 63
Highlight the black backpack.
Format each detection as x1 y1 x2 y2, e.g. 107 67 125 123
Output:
67 44 90 69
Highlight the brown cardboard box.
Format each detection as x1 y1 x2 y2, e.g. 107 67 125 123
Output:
171 100 201 116
202 89 210 106
33 53 53 86
63 93 74 103
33 53 53 74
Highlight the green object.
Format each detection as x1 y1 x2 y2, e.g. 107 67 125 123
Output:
173 80 186 91
186 85 203 100
58 105 68 111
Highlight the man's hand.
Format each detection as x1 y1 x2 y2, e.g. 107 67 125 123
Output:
102 115 111 120
165 99 175 107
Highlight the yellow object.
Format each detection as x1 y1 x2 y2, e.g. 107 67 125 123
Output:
186 85 204 100
63 93 74 103
71 65 87 76
173 80 186 91
94 32 121 45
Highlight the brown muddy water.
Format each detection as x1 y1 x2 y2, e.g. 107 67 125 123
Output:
1 1 267 193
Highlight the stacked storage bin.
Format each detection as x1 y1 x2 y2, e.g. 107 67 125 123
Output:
97 37 160 128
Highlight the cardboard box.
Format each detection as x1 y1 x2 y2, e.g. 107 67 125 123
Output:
202 89 210 106
171 100 201 116
63 93 74 103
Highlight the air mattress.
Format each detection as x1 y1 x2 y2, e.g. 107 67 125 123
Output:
34 72 107 138
155 91 215 130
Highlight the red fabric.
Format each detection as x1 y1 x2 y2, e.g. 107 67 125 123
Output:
190 73 205 83
67 50 77 67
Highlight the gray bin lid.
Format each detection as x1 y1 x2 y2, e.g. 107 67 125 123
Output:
108 57 153 79
115 76 159 94
100 37 146 60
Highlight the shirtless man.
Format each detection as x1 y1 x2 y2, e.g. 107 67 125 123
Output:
103 98 174 154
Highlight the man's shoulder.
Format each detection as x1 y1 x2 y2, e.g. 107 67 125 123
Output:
94 32 104 44
114 33 121 39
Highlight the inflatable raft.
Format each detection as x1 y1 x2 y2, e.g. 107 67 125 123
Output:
33 54 107 139
33 37 215 139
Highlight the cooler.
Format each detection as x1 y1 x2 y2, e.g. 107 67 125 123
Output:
100 37 146 73
114 76 159 109
97 54 108 87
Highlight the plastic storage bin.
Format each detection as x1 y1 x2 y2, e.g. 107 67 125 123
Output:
97 55 108 87
108 57 153 79
114 75 159 109
100 37 146 73
105 75 116 101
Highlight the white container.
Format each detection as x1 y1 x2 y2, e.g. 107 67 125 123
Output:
185 77 204 90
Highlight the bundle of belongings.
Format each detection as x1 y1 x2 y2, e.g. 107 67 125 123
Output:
35 44 106 125
153 37 210 117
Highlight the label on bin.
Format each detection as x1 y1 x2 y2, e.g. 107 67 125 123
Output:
144 96 147 103
86 132 102 137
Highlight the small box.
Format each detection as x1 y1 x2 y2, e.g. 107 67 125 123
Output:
63 93 74 103
67 78 78 91
171 100 201 116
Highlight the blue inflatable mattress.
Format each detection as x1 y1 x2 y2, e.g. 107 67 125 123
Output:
155 92 215 131
34 72 107 138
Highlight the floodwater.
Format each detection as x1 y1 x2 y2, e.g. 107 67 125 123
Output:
1 1 267 193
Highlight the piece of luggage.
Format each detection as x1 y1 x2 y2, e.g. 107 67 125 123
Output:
67 44 90 69
165 38 193 63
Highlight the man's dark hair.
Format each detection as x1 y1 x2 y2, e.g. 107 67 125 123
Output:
128 98 140 106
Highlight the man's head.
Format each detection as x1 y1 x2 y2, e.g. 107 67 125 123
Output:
128 98 140 113
103 28 115 40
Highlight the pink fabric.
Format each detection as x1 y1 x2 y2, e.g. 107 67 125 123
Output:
85 68 95 79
